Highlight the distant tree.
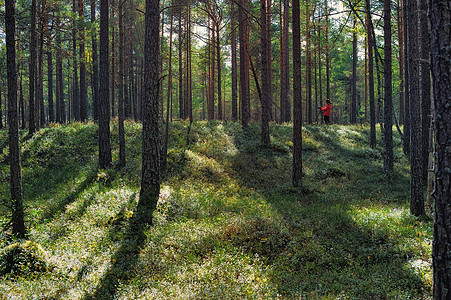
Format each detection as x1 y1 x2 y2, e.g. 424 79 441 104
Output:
260 0 271 144
365 0 376 148
79 0 88 121
38 0 46 126
0 73 3 129
118 0 126 166
402 0 410 155
408 0 424 216
383 0 393 176
231 0 238 121
29 0 37 134
6 0 26 238
91 0 99 122
239 0 250 126
47 51 54 123
139 0 161 224
350 17 357 124
292 0 302 187
419 0 430 184
72 0 80 121
280 0 290 123
306 2 312 124
56 15 66 123
429 0 451 297
99 0 112 169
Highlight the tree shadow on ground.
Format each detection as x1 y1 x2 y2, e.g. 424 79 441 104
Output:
82 198 150 299
223 125 430 298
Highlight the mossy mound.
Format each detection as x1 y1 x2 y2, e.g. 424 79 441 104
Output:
0 240 50 276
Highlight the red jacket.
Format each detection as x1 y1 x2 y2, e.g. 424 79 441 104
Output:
321 103 332 116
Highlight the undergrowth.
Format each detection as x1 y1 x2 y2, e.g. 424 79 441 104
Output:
0 121 432 299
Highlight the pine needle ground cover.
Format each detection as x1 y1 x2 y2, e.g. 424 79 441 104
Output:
0 121 432 299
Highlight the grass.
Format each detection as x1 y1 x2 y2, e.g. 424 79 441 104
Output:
0 120 432 299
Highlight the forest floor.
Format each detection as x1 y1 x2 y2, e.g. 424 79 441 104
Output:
0 121 433 299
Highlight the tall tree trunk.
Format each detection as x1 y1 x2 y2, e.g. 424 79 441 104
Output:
0 71 3 129
403 0 410 155
139 0 161 224
6 0 26 238
260 0 270 143
47 51 54 123
429 0 451 297
267 0 273 121
231 1 238 121
351 17 357 124
208 20 215 120
364 34 368 123
178 6 184 119
325 0 330 102
79 0 88 121
216 22 222 120
20 66 25 129
292 0 302 187
38 1 46 127
29 0 37 134
186 2 193 121
306 2 312 124
72 0 80 121
383 0 394 176
91 0 99 122
366 0 376 148
279 0 286 123
283 0 290 122
162 3 174 171
111 0 116 118
318 19 322 110
118 0 126 166
397 0 404 125
239 0 250 126
99 0 112 169
419 0 431 184
408 0 424 216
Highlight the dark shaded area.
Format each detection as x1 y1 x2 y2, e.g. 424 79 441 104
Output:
83 196 148 300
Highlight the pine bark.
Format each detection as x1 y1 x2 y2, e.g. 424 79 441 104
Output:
397 0 404 125
408 0 424 216
79 0 88 121
72 0 80 121
239 0 250 126
118 0 126 166
260 0 270 144
29 0 37 133
366 0 376 148
383 0 394 175
99 0 112 169
47 51 54 123
292 0 302 187
403 0 410 155
6 0 26 238
351 17 357 124
419 0 431 184
429 0 451 297
38 1 46 127
280 0 290 123
139 0 161 224
231 1 238 121
91 0 99 122
306 3 312 124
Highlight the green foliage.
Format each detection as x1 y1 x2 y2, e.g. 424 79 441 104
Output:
0 240 50 276
0 121 432 299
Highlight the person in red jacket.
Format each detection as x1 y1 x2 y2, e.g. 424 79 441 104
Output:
319 100 332 124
